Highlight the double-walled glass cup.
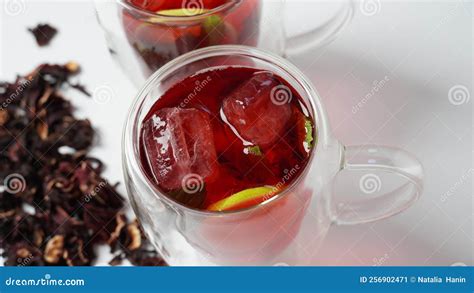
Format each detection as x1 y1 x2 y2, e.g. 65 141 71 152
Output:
123 46 423 266
95 0 354 86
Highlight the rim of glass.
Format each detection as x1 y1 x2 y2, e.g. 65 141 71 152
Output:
117 0 239 21
124 45 330 216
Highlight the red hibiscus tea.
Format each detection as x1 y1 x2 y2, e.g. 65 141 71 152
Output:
139 66 315 212
122 0 262 76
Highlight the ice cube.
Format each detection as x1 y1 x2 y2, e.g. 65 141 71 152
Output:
222 72 292 148
142 107 217 191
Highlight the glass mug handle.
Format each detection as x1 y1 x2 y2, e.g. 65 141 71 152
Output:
332 145 424 225
284 0 355 55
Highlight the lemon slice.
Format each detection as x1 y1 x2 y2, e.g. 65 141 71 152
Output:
158 8 210 17
207 186 277 212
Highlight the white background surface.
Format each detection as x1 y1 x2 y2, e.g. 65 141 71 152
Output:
0 0 472 266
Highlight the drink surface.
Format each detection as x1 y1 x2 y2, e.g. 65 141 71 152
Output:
128 0 229 12
122 0 262 76
140 66 315 211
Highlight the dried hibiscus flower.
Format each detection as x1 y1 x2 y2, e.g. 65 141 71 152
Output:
0 63 165 266
28 24 58 47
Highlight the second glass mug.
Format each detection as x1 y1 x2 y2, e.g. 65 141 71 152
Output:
123 45 424 266
95 0 354 86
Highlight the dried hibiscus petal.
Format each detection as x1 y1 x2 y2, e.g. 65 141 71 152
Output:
0 63 165 267
28 24 58 47
44 235 64 264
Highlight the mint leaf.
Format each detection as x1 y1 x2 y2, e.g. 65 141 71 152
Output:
245 145 262 156
203 15 223 34
304 118 314 150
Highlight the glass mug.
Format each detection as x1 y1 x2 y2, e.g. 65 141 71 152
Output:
95 0 354 86
122 46 424 266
